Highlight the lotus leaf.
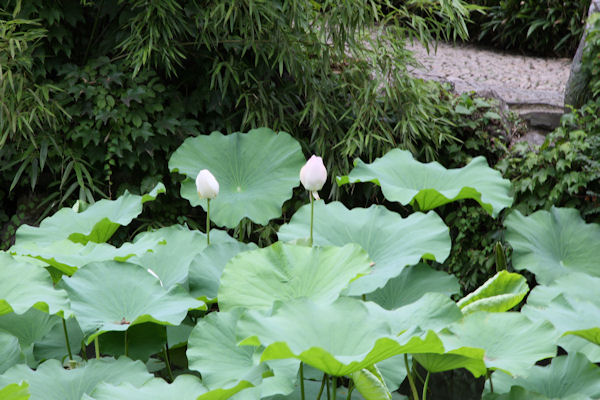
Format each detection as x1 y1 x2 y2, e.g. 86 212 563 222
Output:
238 297 445 376
60 261 205 341
0 331 21 374
486 353 600 399
218 242 371 311
337 149 512 216
523 274 600 346
0 253 70 316
0 382 29 400
0 308 59 366
88 374 251 400
14 183 164 246
188 241 257 303
169 128 305 228
11 234 161 276
350 365 392 400
457 271 529 314
278 201 451 295
33 316 83 363
505 207 600 283
366 263 459 309
128 225 236 289
0 358 152 400
438 312 557 377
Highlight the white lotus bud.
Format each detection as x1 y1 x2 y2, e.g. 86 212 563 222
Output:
300 155 327 195
196 169 219 199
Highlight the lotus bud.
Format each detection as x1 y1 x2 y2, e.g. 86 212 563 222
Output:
300 155 327 200
196 169 219 199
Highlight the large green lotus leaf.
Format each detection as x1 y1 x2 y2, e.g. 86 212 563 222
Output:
414 350 487 377
0 382 29 400
0 331 22 374
0 308 58 366
238 297 444 376
61 261 205 342
523 273 600 346
33 316 83 363
128 225 236 289
505 207 600 283
0 252 70 316
229 359 298 400
188 241 257 303
11 234 161 276
14 183 165 246
457 271 529 314
482 386 569 400
218 242 371 311
278 201 451 295
188 310 266 389
438 312 557 377
487 353 600 399
0 357 152 400
169 128 305 228
88 374 252 400
336 149 512 216
88 375 209 400
371 293 462 335
188 310 298 399
366 263 459 310
98 323 166 361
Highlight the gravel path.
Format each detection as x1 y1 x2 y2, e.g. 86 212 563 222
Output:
406 41 572 109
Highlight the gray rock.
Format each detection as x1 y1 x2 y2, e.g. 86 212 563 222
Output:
564 0 600 107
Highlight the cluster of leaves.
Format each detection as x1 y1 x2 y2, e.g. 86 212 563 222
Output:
2 130 600 400
498 102 600 223
580 12 600 103
467 0 591 56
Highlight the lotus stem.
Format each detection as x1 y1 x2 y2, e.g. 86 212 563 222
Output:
316 373 327 400
124 329 129 357
206 198 211 245
405 354 419 400
163 345 174 382
346 381 354 400
331 376 337 400
300 362 305 400
62 317 73 361
488 369 494 393
309 194 314 246
422 371 430 400
326 375 330 400
94 337 100 359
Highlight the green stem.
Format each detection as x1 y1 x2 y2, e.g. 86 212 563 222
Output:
300 362 305 400
361 294 366 301
422 372 430 400
316 374 327 400
163 345 174 382
326 375 331 400
81 341 88 361
405 354 419 400
309 193 314 246
124 329 129 357
62 317 73 361
94 337 100 359
346 381 354 400
488 369 494 393
331 376 337 400
206 198 211 245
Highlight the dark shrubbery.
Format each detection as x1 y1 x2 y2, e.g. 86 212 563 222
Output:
469 0 591 56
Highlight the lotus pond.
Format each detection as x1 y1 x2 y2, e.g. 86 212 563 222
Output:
1 128 599 400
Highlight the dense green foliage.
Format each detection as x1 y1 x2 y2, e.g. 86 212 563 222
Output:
580 13 600 103
468 0 591 56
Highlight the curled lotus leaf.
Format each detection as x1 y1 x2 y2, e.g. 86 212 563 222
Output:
337 149 512 216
